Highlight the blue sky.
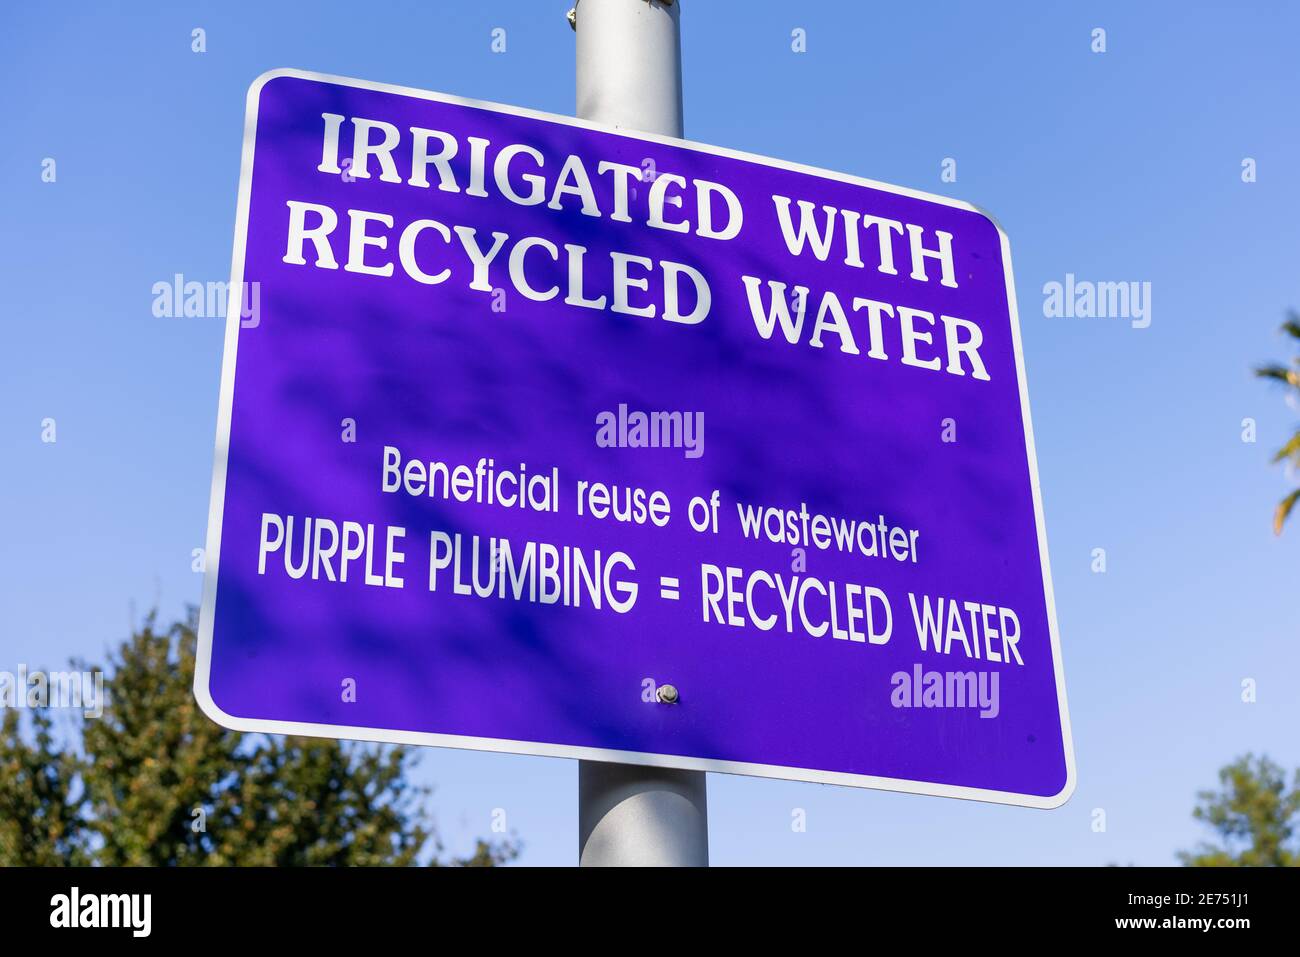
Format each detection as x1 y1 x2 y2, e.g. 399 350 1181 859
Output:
3 1 1298 865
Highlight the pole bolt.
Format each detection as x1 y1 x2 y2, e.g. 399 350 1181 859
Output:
656 683 679 704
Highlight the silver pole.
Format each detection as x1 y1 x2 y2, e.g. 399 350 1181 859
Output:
574 0 683 137
578 761 708 867
571 0 707 867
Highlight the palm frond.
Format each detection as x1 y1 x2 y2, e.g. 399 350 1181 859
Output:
1272 431 1300 465
1281 311 1300 341
1274 487 1300 535
1254 364 1300 387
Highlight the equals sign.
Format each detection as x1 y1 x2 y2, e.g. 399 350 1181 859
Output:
659 576 680 601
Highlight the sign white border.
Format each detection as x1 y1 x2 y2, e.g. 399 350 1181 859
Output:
196 68 1076 809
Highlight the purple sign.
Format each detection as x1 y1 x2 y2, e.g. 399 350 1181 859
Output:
197 69 1075 807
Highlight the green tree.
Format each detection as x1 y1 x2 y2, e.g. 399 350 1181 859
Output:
1253 311 1300 533
0 611 517 867
0 709 88 866
1179 754 1300 866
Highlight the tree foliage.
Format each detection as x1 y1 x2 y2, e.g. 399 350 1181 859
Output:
1253 311 1300 533
0 612 517 867
1179 754 1299 867
0 708 88 866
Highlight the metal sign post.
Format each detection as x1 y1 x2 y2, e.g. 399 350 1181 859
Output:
571 0 708 868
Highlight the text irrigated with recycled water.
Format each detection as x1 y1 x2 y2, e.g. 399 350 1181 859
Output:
281 110 994 383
